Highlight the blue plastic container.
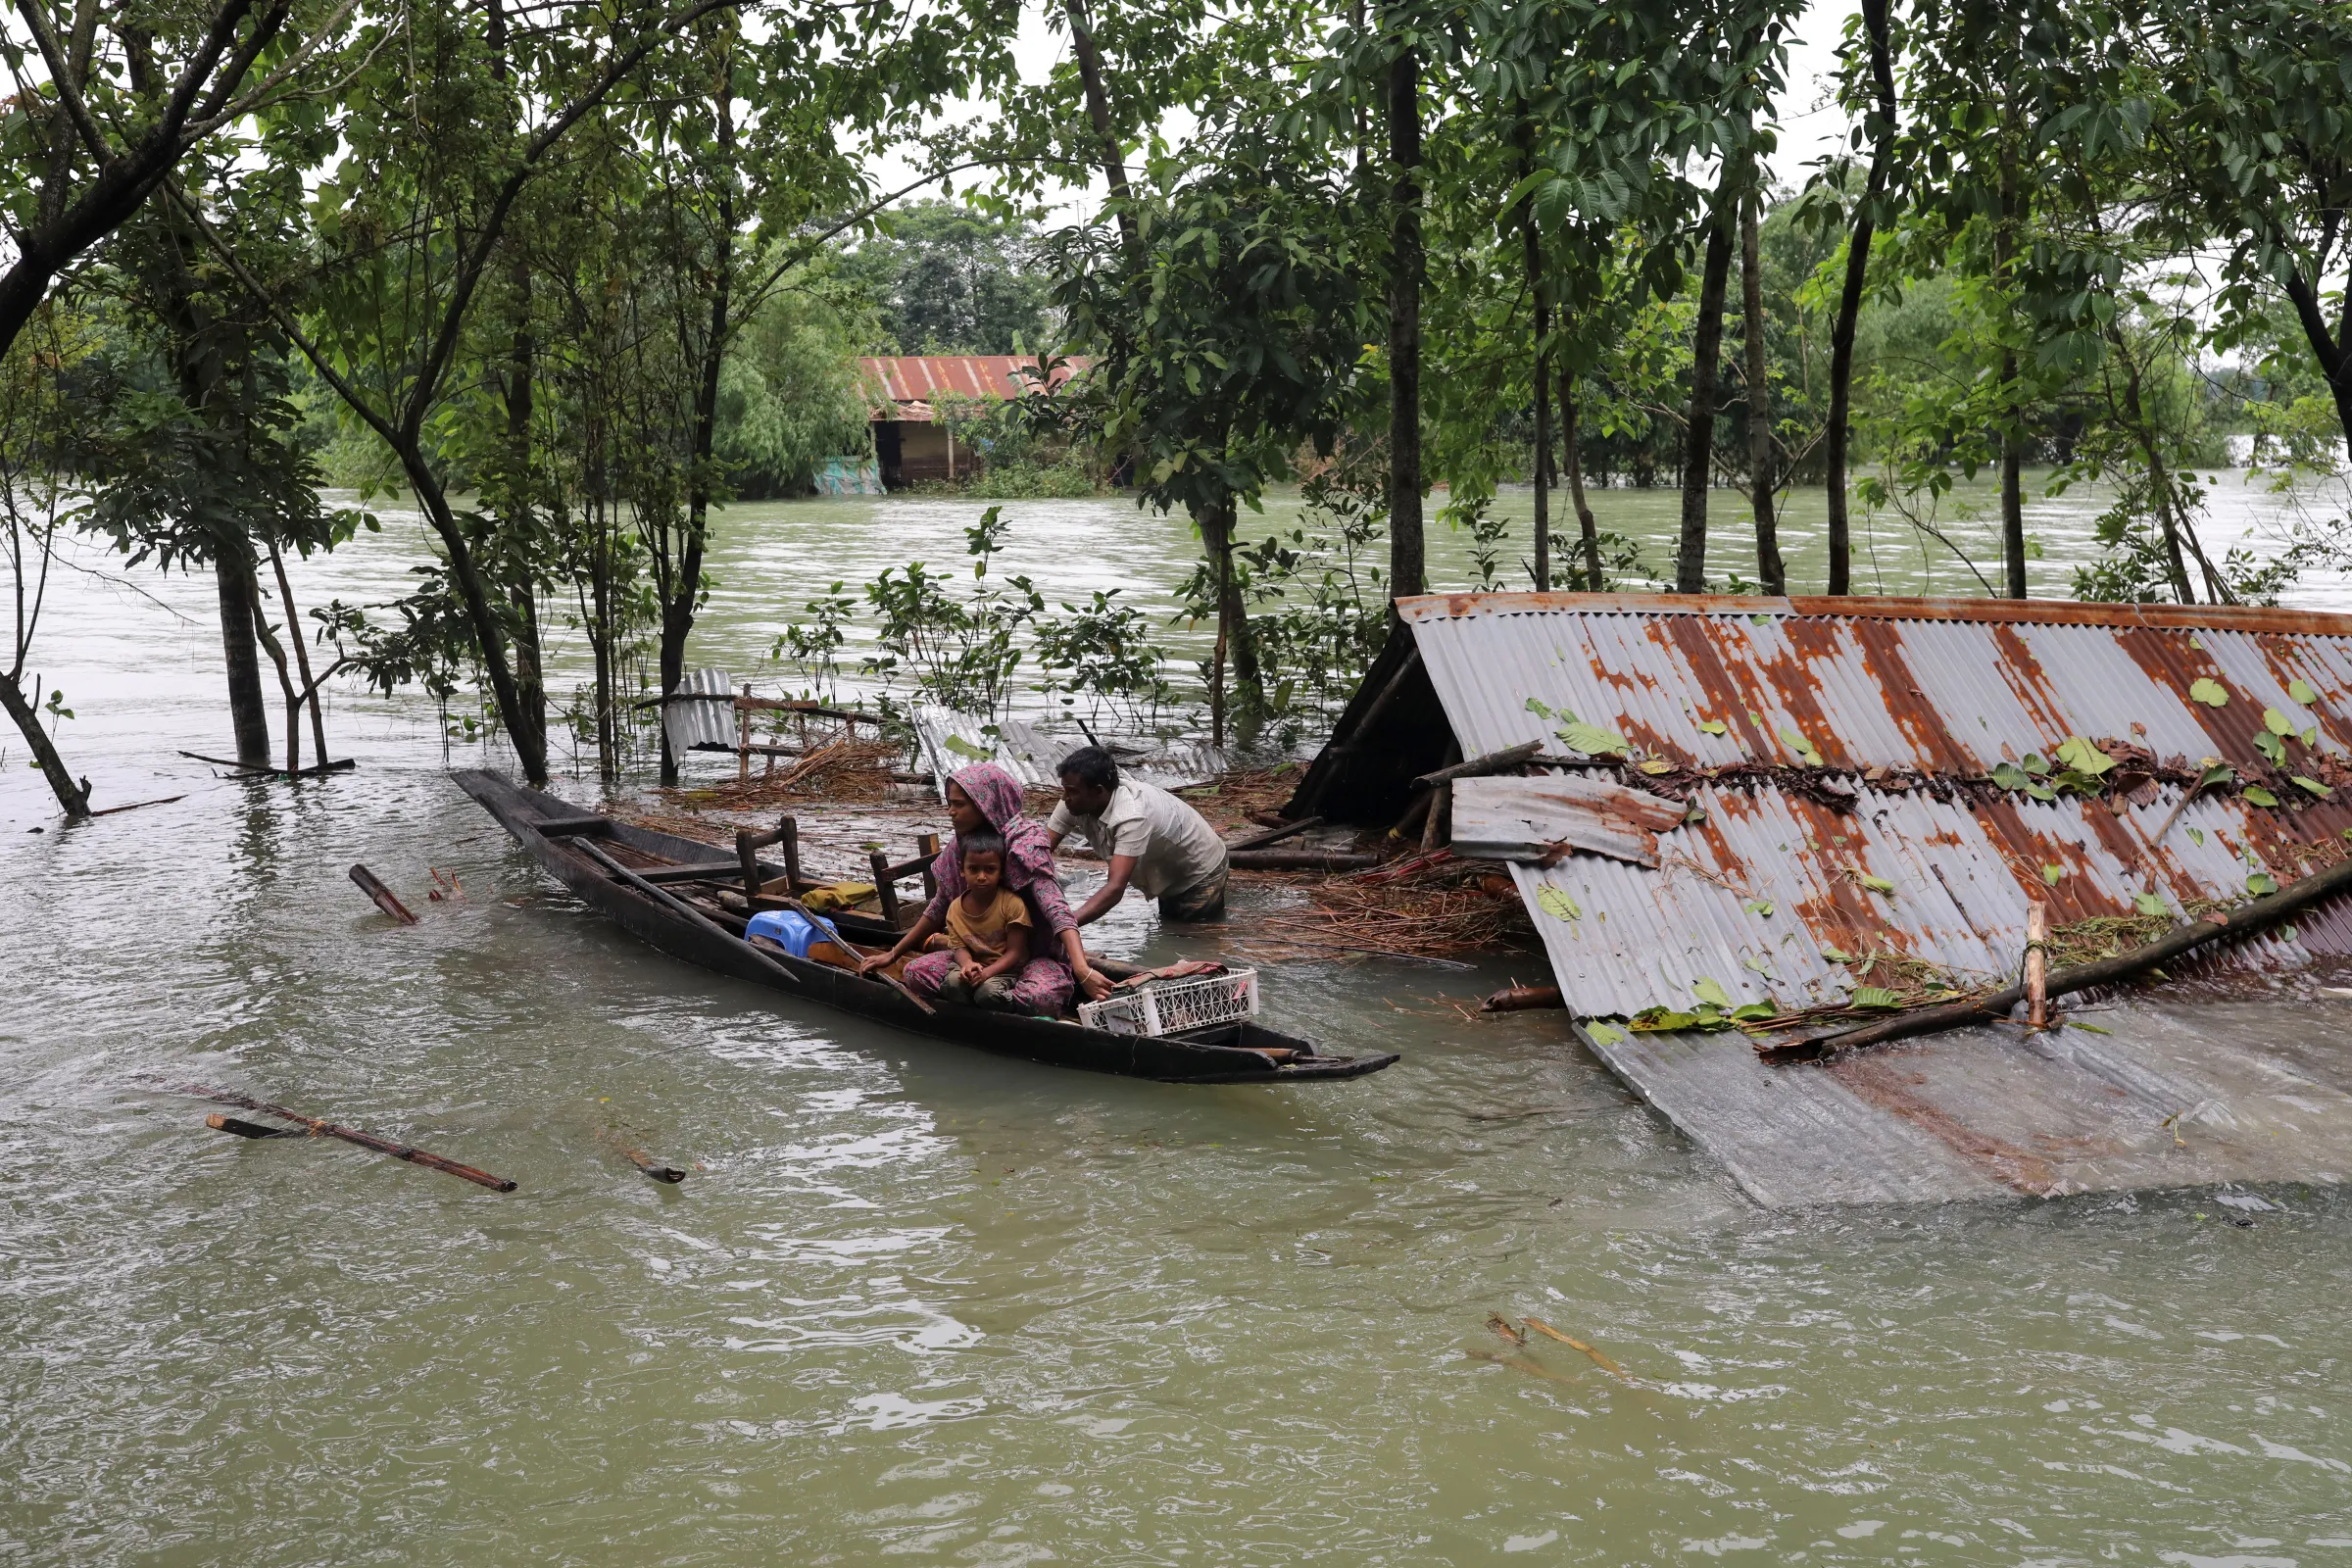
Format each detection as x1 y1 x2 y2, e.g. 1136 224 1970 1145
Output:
744 907 841 958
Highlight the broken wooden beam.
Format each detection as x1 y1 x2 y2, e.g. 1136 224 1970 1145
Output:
1225 814 1324 852
182 751 357 778
1226 850 1381 871
1762 852 2352 1065
175 1085 516 1191
348 864 418 924
1480 984 1565 1012
1410 740 1544 793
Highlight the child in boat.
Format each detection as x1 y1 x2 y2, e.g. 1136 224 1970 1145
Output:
907 833 1034 1008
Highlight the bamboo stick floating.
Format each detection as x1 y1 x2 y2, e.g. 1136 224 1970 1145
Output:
348 863 418 924
174 1085 516 1191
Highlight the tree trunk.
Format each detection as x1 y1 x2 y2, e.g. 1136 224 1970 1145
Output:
1387 41 1425 599
267 541 330 767
1062 0 1139 255
1521 162 1551 593
1999 380 2027 598
1 668 90 817
2107 327 2198 604
396 448 549 784
214 551 273 766
1997 92 2027 599
1740 191 1783 594
662 57 735 788
1824 0 1896 597
1561 369 1602 591
2280 269 2352 468
1676 173 1737 593
248 584 300 774
1200 497 1261 731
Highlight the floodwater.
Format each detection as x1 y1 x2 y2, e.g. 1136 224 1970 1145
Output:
5 476 2350 1563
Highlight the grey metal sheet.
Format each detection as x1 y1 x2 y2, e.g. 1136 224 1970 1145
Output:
1578 1023 2012 1205
663 667 737 755
913 706 1232 801
1449 774 1682 865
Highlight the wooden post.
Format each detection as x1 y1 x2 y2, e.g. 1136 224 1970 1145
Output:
1422 779 1450 851
917 832 941 903
779 815 803 891
2026 902 2048 1031
871 848 901 926
736 684 752 784
736 828 763 902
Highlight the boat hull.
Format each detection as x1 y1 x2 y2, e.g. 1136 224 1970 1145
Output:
454 770 1399 1084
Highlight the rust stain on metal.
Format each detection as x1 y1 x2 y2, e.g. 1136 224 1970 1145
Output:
1763 617 1856 766
1653 616 1779 759
1830 1055 2059 1195
1851 619 1972 773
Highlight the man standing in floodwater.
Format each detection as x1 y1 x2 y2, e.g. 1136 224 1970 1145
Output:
1048 746 1231 927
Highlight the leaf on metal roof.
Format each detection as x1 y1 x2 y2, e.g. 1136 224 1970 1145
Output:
2263 706 2296 737
2247 870 2278 897
1695 718 1728 735
1536 886 1582 922
1849 986 1902 1009
943 733 993 760
2054 736 2117 776
1741 955 1775 975
2025 782 2058 802
2042 863 2065 885
1821 946 1854 962
1554 718 1629 758
2302 726 2319 747
2292 775 2333 798
1692 976 1733 1008
2288 678 2318 705
1583 1020 1625 1046
1855 871 1894 895
2244 785 2279 807
1637 759 1674 775
2197 761 2235 788
1777 725 1824 765
2133 892 2168 916
2189 677 2229 707
1742 899 1774 917
2187 827 2206 846
1991 761 2031 790
1524 696 1553 717
2253 732 2287 765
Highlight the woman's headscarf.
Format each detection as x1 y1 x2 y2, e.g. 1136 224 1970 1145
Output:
922 761 1075 934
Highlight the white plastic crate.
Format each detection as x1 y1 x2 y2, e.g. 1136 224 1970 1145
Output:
1079 968 1260 1037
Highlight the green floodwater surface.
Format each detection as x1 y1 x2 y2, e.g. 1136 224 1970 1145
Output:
3 478 2349 1565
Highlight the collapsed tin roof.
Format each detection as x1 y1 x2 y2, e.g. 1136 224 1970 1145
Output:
1291 593 2352 1205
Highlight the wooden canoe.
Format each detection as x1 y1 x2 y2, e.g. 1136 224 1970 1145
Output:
456 770 1399 1084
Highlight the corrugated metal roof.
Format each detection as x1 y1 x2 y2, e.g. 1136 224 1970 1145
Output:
1402 592 2352 779
861 357 1088 421
911 707 1230 800
1394 593 2352 1017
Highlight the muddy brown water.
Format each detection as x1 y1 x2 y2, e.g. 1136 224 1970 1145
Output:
4 480 2348 1562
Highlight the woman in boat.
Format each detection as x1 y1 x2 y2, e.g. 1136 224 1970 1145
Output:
857 762 1109 1010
